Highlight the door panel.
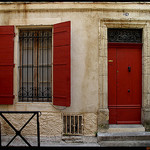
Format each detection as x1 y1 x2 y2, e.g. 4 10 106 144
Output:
108 47 117 124
108 47 117 106
117 107 141 124
109 107 117 124
108 43 142 124
117 48 142 106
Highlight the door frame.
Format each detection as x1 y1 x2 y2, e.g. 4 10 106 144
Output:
98 19 149 131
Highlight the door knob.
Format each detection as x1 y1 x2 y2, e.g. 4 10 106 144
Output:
128 66 131 72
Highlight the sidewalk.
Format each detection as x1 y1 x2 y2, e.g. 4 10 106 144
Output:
1 135 100 147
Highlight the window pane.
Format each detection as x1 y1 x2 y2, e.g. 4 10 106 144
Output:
18 29 52 102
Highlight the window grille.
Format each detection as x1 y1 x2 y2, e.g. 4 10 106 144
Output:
18 29 52 102
63 114 83 135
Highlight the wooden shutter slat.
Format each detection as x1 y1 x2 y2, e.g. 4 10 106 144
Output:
0 26 14 34
53 21 71 107
0 26 14 105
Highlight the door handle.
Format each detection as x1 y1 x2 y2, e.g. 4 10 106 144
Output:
128 66 131 72
128 89 130 93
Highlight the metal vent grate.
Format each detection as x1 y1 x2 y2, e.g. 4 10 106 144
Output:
63 114 83 135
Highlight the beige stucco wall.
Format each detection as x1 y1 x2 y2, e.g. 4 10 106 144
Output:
0 112 97 136
0 2 149 136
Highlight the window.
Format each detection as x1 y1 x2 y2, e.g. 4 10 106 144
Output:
16 21 71 106
18 29 52 102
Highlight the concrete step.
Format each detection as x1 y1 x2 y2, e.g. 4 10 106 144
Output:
108 125 145 133
99 140 150 147
97 131 150 147
98 132 150 141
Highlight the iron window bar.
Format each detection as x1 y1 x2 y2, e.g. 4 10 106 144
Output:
18 30 52 102
0 111 41 147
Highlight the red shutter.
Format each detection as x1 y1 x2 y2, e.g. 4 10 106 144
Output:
53 21 71 107
0 26 14 104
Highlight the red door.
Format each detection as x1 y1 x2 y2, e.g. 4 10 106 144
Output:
108 43 142 124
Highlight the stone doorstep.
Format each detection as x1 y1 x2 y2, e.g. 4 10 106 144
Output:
97 130 150 147
107 125 145 133
99 141 150 147
98 132 150 141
